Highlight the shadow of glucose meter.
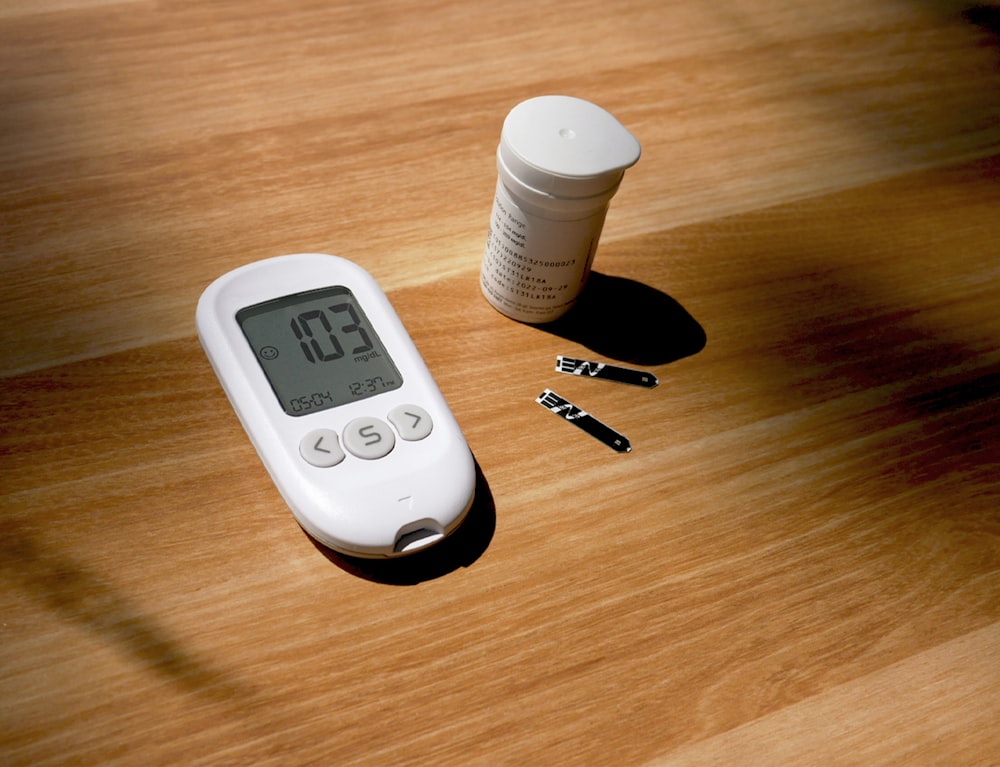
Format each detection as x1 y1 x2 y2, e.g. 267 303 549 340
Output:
196 253 476 558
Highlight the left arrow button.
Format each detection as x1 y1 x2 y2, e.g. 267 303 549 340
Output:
300 429 345 467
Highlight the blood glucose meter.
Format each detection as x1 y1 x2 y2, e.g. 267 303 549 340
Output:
196 253 476 557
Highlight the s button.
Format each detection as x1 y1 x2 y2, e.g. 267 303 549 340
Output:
343 417 395 460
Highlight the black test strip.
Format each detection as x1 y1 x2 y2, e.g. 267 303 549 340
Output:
536 389 632 453
556 355 658 388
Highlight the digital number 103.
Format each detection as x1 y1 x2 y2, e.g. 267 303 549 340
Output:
291 303 373 364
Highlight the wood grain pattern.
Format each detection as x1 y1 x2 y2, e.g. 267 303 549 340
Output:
2 1 999 765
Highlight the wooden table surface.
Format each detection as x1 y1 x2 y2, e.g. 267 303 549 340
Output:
2 1 999 764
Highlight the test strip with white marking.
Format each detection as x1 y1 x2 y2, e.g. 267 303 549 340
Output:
556 356 658 388
536 389 632 453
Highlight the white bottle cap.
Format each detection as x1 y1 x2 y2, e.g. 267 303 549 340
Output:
498 95 641 201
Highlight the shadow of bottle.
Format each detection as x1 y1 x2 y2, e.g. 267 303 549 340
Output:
536 272 707 366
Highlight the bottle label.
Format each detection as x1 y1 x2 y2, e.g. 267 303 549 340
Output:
480 184 606 323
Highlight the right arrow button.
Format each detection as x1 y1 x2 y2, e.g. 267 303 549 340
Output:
388 404 433 441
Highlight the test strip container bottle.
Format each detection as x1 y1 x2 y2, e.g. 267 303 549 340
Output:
480 95 641 323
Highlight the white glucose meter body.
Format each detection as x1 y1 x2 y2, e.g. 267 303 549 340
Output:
196 253 475 558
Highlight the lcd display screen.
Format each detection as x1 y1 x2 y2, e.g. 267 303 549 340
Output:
237 286 403 416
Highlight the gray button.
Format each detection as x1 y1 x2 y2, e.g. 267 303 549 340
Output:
343 417 395 460
388 404 433 441
300 429 345 468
